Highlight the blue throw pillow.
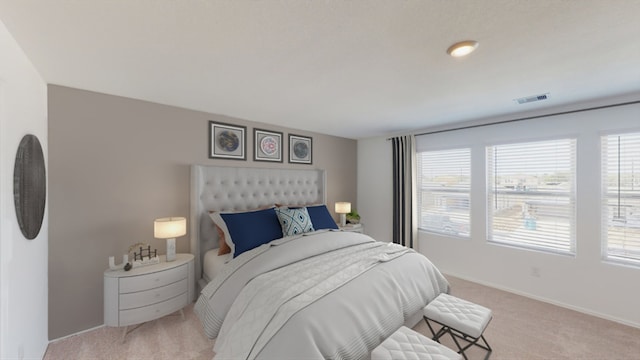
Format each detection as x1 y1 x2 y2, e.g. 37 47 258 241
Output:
306 205 339 230
276 207 315 236
220 207 283 257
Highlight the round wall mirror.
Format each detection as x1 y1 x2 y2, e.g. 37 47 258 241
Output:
13 134 46 240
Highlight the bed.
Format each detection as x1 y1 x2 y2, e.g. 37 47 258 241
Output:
190 165 449 359
189 165 329 288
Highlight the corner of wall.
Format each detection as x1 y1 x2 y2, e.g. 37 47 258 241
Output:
0 19 49 360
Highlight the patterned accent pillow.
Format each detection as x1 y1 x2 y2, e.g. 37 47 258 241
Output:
275 207 315 236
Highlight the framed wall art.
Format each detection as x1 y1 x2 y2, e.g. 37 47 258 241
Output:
13 134 46 240
254 128 283 162
209 121 246 160
289 134 312 164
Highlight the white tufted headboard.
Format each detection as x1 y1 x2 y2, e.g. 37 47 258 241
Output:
190 165 326 285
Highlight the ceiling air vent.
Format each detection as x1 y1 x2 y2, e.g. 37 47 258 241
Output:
514 93 550 105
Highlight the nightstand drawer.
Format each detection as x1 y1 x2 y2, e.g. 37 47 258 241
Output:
119 293 188 327
119 278 188 310
120 264 187 293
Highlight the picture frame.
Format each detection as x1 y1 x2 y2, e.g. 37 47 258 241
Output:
289 134 312 164
254 128 283 162
209 121 246 160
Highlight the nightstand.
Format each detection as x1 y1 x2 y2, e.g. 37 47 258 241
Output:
339 223 364 233
104 253 194 341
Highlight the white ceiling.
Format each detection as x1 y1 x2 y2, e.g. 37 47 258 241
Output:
1 0 639 139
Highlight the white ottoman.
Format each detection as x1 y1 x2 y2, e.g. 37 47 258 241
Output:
371 326 462 360
424 293 493 360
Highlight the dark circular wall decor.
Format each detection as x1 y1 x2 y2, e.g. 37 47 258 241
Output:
13 134 46 240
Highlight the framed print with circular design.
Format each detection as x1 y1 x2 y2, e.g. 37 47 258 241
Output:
289 134 312 164
209 121 246 160
254 128 283 162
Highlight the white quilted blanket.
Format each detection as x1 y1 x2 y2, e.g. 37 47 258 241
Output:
194 231 449 360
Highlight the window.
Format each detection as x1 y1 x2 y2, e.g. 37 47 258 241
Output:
601 132 640 265
487 138 576 254
417 148 470 237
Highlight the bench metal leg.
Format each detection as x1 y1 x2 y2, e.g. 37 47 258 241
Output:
424 316 493 360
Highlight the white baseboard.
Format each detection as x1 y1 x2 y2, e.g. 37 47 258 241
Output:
444 272 640 330
49 324 105 344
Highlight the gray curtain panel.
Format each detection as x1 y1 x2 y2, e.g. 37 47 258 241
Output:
391 135 417 248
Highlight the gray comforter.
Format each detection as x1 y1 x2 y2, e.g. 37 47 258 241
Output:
194 231 449 360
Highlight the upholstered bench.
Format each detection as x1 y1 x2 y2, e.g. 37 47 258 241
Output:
423 293 493 360
371 325 462 360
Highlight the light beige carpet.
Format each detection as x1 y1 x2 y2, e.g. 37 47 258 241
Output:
45 275 640 359
44 304 215 360
416 276 640 360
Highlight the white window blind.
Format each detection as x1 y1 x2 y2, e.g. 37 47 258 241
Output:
601 132 640 266
487 138 576 254
417 148 470 237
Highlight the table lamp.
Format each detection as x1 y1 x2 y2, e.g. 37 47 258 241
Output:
335 202 351 227
154 217 186 262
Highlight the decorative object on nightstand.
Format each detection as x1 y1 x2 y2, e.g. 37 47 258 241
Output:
129 242 160 268
154 217 186 262
104 253 195 342
335 202 351 227
108 254 130 270
346 209 360 224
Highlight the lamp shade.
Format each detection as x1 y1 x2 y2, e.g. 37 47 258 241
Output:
154 217 187 239
335 202 351 214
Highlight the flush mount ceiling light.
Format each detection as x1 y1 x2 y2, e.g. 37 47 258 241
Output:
447 40 479 57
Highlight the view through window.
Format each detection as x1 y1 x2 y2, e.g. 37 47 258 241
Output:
602 132 640 265
417 148 470 237
487 138 576 254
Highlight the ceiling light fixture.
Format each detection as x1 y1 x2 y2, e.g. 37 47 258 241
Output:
447 40 479 57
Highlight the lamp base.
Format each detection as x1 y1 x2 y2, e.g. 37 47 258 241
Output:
166 238 176 262
340 213 346 227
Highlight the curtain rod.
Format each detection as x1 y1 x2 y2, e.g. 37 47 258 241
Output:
387 99 640 140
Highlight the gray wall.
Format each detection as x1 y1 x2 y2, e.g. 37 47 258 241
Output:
48 85 357 339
